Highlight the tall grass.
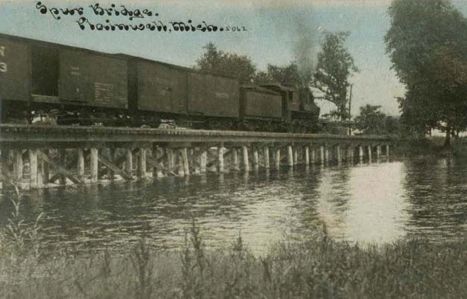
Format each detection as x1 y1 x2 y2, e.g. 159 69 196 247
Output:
1 210 467 299
0 191 466 298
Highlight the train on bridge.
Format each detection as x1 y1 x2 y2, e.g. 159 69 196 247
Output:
0 33 320 132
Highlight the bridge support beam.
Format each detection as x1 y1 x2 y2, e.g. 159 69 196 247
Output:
367 145 372 163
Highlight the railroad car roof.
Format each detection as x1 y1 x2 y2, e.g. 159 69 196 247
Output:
0 32 239 81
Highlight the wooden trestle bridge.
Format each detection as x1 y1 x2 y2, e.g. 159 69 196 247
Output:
0 125 392 189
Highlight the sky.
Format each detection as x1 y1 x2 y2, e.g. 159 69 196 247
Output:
1 0 467 116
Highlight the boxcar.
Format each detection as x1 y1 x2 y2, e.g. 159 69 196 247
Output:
188 72 239 118
59 49 128 109
136 60 188 114
0 33 128 111
240 85 282 120
0 35 31 103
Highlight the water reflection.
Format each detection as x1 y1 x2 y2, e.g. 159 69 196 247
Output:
1 157 466 253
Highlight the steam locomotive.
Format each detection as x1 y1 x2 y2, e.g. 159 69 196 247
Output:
0 33 319 132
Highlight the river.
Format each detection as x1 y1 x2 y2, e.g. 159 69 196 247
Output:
1 156 466 253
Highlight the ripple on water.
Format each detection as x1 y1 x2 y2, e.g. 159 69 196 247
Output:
1 157 466 253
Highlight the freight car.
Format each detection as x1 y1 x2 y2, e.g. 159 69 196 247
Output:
0 33 319 132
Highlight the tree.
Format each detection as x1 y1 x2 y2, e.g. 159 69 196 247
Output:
313 32 358 121
196 43 256 83
354 105 385 134
254 63 303 87
385 0 467 146
354 105 400 135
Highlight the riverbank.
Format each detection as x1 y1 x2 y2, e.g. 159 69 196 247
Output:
1 224 466 299
393 136 467 157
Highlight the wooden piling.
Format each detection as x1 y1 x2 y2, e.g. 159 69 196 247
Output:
336 145 342 164
13 150 23 181
287 145 294 168
320 146 325 164
177 150 184 176
242 145 250 172
367 145 372 163
347 146 354 163
232 148 240 171
376 145 381 160
253 147 259 170
126 148 133 177
58 149 67 185
325 146 330 163
293 148 299 165
137 148 147 179
359 146 364 163
109 148 116 179
305 146 310 165
182 148 190 176
42 149 50 185
275 148 281 170
166 148 175 174
77 148 85 181
264 147 270 169
90 148 98 183
200 148 207 173
218 144 224 173
151 144 159 177
311 146 316 164
29 149 38 188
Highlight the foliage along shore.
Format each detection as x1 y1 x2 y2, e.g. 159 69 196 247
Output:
391 136 467 158
1 219 467 299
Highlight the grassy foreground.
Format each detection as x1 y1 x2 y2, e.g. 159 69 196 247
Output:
1 187 467 298
1 221 467 299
